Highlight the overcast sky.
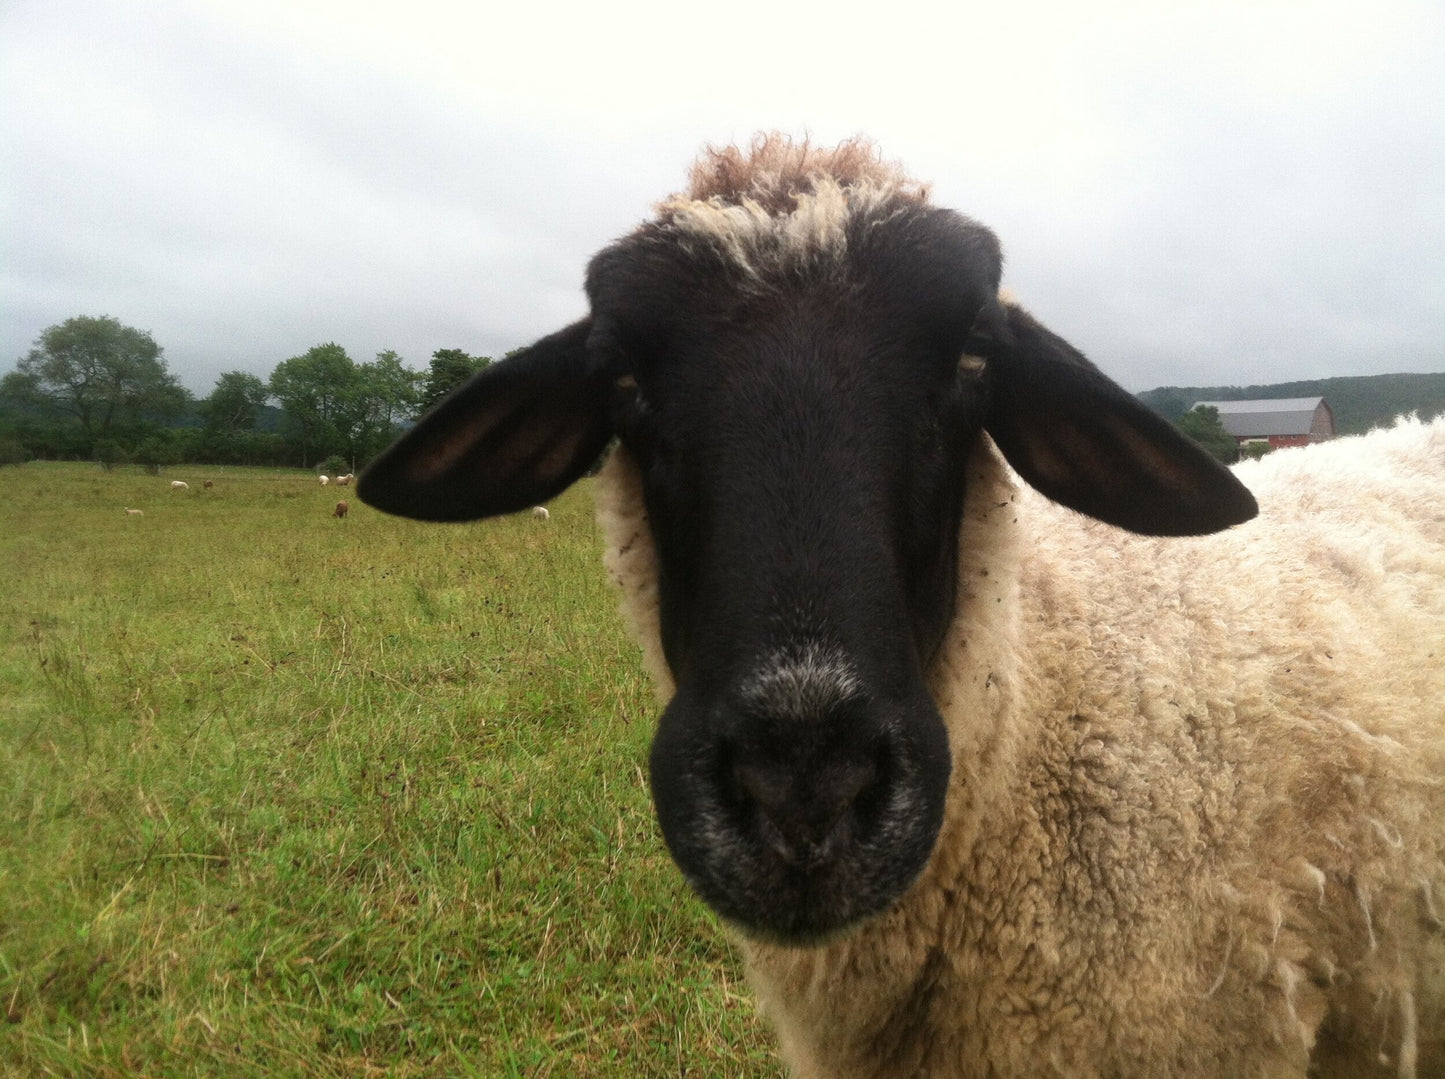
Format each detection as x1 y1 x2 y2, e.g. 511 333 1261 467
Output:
3 0 1442 397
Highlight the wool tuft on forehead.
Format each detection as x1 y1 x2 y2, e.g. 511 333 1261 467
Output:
652 134 930 281
677 133 929 214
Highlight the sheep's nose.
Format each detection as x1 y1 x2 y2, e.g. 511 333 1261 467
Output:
649 682 950 939
729 752 880 868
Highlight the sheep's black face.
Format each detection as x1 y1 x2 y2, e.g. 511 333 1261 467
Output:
358 162 1256 944
585 204 1001 940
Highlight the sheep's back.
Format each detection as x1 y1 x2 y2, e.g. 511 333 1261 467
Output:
998 417 1445 1075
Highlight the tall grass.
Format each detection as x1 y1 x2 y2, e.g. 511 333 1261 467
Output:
0 463 780 1077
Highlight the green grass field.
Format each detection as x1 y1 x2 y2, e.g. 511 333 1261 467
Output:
0 462 780 1078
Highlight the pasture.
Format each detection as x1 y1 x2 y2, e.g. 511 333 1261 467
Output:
0 462 779 1077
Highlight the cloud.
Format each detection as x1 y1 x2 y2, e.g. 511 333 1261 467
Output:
3 0 1442 397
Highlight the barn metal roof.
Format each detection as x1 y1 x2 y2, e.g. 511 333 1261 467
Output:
1190 397 1326 438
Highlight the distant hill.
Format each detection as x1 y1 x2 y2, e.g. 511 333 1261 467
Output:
1138 372 1445 437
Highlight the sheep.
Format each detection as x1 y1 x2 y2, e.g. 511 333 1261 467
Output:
123 507 143 517
333 500 348 518
319 474 330 486
203 480 214 490
169 480 188 491
355 136 1445 1077
335 473 353 487
531 505 550 520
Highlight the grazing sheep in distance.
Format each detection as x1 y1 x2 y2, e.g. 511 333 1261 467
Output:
332 500 348 518
203 480 214 489
355 136 1445 1077
335 473 353 487
123 508 143 517
531 505 550 520
319 475 329 486
169 480 188 491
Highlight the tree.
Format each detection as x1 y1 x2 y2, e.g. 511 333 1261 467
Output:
421 348 491 411
93 438 129 471
0 439 31 466
133 433 183 475
267 344 426 467
352 350 423 462
201 371 270 433
1136 388 1198 421
359 350 423 430
268 343 363 466
1175 405 1239 464
5 316 189 438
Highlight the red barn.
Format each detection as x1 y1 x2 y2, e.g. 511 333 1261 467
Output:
1192 397 1335 450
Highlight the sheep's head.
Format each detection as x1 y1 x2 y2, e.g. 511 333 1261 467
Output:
358 137 1256 943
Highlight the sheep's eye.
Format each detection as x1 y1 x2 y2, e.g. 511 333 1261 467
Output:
957 353 986 377
611 377 657 450
615 377 647 419
609 369 644 412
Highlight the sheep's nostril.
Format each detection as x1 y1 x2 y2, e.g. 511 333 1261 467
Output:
731 756 880 867
832 755 880 807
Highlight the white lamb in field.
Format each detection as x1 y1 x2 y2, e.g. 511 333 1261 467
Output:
123 508 143 517
319 475 330 486
169 480 188 491
531 505 550 520
355 136 1445 1077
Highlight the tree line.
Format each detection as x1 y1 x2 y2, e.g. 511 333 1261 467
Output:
23 314 1407 473
1139 372 1445 438
0 316 496 471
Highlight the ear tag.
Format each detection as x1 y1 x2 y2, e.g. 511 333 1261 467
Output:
958 354 987 375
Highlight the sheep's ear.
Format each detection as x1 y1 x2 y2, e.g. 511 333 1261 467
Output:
982 301 1258 536
358 320 611 522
